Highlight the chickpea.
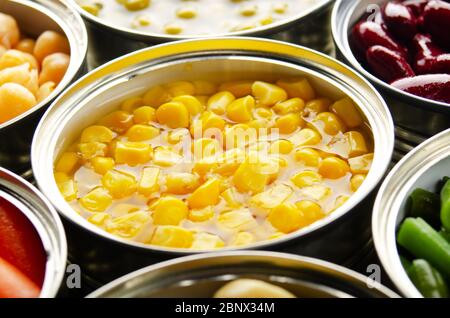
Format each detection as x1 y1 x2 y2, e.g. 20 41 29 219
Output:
37 81 56 102
15 38 36 55
38 53 70 85
33 31 70 63
0 13 20 49
0 63 39 95
0 49 39 70
0 83 36 124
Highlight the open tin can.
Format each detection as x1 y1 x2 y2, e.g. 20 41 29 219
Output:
0 0 88 177
32 37 394 284
0 167 67 297
331 0 449 159
372 129 450 298
68 0 334 68
88 251 399 298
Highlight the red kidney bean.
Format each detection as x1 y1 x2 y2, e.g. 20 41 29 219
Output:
412 34 450 74
352 21 408 56
366 45 415 82
423 0 450 49
391 74 450 103
382 2 417 41
402 0 429 17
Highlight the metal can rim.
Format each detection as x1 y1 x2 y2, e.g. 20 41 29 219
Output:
69 0 333 42
0 0 88 130
331 0 450 113
372 128 450 298
32 37 394 255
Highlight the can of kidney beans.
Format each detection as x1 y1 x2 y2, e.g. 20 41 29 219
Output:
32 37 394 284
332 0 450 160
0 0 88 177
0 167 66 298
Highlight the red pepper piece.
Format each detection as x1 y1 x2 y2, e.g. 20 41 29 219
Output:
0 257 40 298
0 197 46 286
366 45 415 82
391 74 450 103
382 2 417 41
423 0 450 49
352 20 408 56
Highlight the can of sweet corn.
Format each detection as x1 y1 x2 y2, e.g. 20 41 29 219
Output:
0 0 88 177
32 37 394 284
331 0 449 157
88 251 399 298
373 129 450 297
68 0 334 68
0 167 67 297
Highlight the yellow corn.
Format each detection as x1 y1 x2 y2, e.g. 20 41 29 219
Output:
250 184 293 209
106 211 151 239
102 169 137 199
99 111 133 134
348 153 373 174
123 0 150 11
333 195 350 211
80 125 114 143
138 167 160 196
313 112 346 135
305 98 332 113
55 152 79 174
126 124 160 141
331 97 363 128
255 107 273 118
345 131 368 158
57 179 77 202
165 81 195 97
152 196 188 225
226 95 255 123
188 206 215 222
251 81 287 106
176 7 197 19
318 157 350 179
192 80 217 95
233 155 271 194
300 185 331 201
291 170 322 188
207 91 235 115
273 97 305 115
289 128 322 147
294 148 321 167
191 138 221 160
79 187 112 212
191 232 225 250
156 102 190 129
120 97 143 113
188 178 222 209
115 141 152 166
165 172 200 195
88 212 111 227
275 113 304 134
78 142 108 160
268 203 304 233
172 95 203 116
269 139 294 154
350 174 366 192
164 23 183 35
153 147 182 167
218 208 257 231
133 106 156 124
276 78 315 101
150 225 193 248
231 232 255 246
221 187 242 208
91 157 115 175
142 85 171 108
295 200 325 225
219 81 253 97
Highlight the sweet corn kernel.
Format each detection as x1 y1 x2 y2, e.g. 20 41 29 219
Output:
57 179 77 202
251 81 287 106
218 209 257 231
55 152 79 174
115 141 152 166
88 212 111 227
268 203 304 233
289 128 322 147
191 138 221 160
333 195 350 211
172 95 203 116
350 174 366 192
120 97 143 113
255 107 272 118
138 167 160 196
192 81 217 95
273 3 288 14
166 172 200 195
295 200 325 225
313 112 346 135
188 206 214 222
150 226 193 248
106 211 151 239
123 0 150 11
223 124 252 149
54 172 70 183
99 111 133 134
345 131 368 158
133 106 156 124
156 102 190 129
300 184 331 201
165 81 195 97
79 187 112 212
110 203 140 217
276 78 315 101
219 81 253 97
152 196 188 225
194 95 208 106
305 98 332 113
126 124 160 142
91 157 115 175
260 16 273 25
348 153 373 174
165 23 183 35
191 232 225 250
318 157 350 179
188 178 222 209
273 98 305 115
167 129 189 144
269 140 293 154
142 86 171 108
81 4 101 16
221 187 242 208
294 148 321 167
194 111 226 133
102 169 137 199
176 7 197 19
78 142 108 160
207 91 235 115
250 184 293 209
331 97 363 128
226 95 255 123
233 156 271 194
291 171 322 188
192 157 219 176
153 147 182 167
80 125 114 143
231 232 255 246
275 113 304 134
240 4 257 16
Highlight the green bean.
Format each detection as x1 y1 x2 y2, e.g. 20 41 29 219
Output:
440 179 450 232
406 188 440 228
407 259 449 298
